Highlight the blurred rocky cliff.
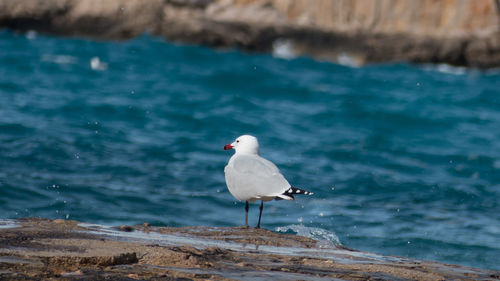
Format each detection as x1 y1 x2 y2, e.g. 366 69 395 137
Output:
1 0 500 68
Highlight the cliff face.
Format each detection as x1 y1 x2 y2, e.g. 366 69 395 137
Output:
268 0 499 37
161 0 500 67
1 0 500 68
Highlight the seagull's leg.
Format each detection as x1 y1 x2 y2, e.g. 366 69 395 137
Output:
244 201 249 228
256 201 264 229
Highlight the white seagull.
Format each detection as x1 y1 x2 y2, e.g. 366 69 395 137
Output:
223 135 313 228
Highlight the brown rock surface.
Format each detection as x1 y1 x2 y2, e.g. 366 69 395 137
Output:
1 218 499 280
1 0 500 67
0 0 163 39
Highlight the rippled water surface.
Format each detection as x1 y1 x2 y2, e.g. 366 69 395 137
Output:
0 31 499 270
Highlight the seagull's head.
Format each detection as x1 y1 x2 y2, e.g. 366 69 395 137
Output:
223 135 259 155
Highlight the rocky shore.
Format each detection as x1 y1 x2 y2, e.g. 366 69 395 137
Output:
1 218 499 280
1 0 500 68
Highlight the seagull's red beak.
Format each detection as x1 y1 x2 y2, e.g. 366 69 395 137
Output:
223 144 233 150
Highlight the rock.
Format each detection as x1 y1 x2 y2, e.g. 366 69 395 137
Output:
0 0 164 39
118 225 134 232
47 252 138 267
0 218 499 280
1 0 500 67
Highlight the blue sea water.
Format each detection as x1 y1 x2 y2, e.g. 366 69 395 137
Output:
0 30 499 270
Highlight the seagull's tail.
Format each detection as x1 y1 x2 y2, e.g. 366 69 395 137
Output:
276 187 314 201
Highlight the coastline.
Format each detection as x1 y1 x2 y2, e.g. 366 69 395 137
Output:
0 218 499 280
1 0 500 68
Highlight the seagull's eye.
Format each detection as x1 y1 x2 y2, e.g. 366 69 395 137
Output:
236 140 240 143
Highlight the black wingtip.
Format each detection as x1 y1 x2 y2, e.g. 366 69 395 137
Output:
282 187 313 196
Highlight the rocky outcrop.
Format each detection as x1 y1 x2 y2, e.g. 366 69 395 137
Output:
1 218 499 280
0 0 163 39
1 0 500 68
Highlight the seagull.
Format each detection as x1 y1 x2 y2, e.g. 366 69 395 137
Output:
223 135 313 228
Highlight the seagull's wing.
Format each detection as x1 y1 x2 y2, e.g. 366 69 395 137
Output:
232 155 280 176
224 154 291 201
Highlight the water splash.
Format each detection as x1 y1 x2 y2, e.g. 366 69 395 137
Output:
276 224 341 246
422 63 467 75
336 52 362 67
272 39 297 60
25 30 37 40
90 56 108 71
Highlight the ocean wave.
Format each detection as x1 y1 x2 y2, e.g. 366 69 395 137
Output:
275 224 341 246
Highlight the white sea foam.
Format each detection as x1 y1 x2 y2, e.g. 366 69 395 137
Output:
276 224 341 246
272 39 297 60
90 56 108 71
336 52 362 68
41 54 78 64
0 219 20 229
25 30 37 40
422 63 467 75
435 64 467 75
484 67 500 75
